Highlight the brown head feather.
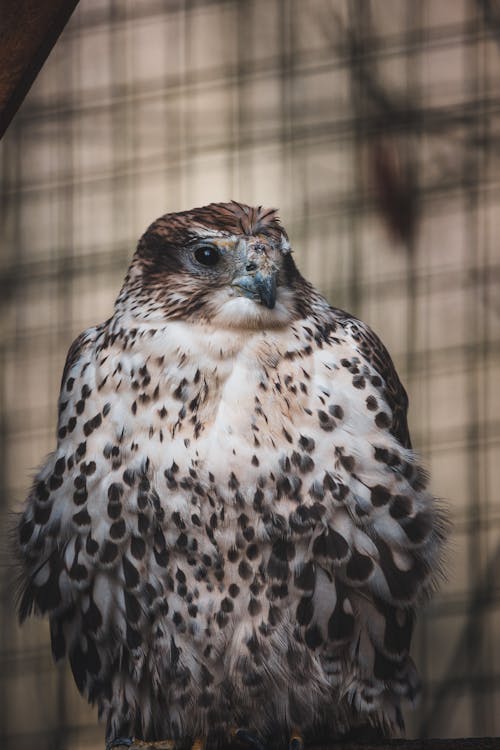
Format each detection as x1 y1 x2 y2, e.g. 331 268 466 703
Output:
116 201 310 325
162 201 287 242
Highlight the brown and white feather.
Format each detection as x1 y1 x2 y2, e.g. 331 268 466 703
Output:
16 202 447 746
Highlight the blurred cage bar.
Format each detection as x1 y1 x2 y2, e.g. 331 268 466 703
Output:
1 0 499 747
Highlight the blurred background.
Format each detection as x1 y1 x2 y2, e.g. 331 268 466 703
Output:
1 0 500 747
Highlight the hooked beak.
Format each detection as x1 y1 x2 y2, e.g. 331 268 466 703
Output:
233 242 278 310
232 269 277 309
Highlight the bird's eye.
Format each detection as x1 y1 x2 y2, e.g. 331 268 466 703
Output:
194 245 220 267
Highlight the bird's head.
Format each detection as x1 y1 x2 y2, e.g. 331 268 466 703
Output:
117 202 308 329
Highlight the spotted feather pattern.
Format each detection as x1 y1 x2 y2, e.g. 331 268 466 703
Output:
16 202 447 747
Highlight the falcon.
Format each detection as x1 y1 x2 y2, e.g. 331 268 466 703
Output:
16 202 446 750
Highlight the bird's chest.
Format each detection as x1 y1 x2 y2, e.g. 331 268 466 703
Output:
110 328 316 491
96 324 368 559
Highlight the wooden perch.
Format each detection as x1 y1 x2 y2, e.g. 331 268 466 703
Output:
0 0 80 138
311 740 500 750
129 740 499 750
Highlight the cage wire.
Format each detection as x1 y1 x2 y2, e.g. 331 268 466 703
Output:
1 1 499 748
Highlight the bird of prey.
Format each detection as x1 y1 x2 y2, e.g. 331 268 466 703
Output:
17 202 446 750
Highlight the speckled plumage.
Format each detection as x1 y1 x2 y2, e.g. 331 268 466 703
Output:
17 202 446 747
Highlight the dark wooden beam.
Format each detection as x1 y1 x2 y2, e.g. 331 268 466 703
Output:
0 0 80 138
132 740 499 750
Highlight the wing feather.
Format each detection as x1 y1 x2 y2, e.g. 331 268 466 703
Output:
334 310 411 449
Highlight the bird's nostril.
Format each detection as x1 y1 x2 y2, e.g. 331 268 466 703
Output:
246 262 257 273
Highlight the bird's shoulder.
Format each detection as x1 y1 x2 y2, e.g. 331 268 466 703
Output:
60 322 108 391
311 305 411 449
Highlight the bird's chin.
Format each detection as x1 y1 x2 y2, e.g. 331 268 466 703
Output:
210 290 296 330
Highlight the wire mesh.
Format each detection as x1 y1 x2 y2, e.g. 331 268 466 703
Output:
1 0 499 747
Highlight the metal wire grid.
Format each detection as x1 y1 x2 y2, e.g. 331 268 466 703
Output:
1 0 499 747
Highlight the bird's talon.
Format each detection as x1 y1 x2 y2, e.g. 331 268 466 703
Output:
234 728 267 750
106 738 133 750
289 731 304 750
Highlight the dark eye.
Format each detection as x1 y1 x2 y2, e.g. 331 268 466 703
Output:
194 245 220 267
